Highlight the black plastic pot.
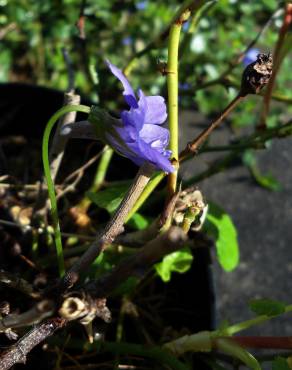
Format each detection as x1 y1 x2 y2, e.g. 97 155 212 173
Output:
0 83 216 369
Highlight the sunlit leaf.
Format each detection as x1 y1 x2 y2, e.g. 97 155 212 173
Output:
155 247 193 282
86 181 130 213
243 151 282 191
205 203 239 272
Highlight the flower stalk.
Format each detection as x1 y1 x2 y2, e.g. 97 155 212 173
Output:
166 10 190 197
42 104 91 277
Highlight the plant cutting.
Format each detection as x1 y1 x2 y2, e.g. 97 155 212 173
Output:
1 2 292 370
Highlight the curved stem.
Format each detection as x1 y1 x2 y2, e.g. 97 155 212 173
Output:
42 104 90 276
214 338 261 370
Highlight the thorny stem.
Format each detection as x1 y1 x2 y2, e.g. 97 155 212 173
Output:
42 104 90 277
63 163 156 288
259 3 292 128
179 94 244 162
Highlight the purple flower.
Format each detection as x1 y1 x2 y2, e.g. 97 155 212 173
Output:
243 48 260 66
89 61 173 173
136 1 148 10
122 36 133 46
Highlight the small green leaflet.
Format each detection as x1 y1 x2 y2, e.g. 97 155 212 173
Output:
155 247 193 282
87 180 149 229
86 180 130 213
127 212 149 230
205 202 239 272
243 150 282 192
249 299 286 317
272 357 291 370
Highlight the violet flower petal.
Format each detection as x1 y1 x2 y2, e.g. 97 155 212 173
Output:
144 96 167 124
106 60 138 108
120 90 147 131
139 124 170 151
136 139 174 173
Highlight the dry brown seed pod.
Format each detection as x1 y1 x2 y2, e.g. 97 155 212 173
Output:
240 53 273 96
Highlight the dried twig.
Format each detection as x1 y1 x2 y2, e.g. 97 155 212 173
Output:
259 3 292 128
86 226 187 298
0 318 66 370
62 163 156 289
0 300 54 332
179 53 273 162
0 270 40 299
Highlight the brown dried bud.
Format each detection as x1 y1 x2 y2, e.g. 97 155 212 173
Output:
240 53 273 96
0 301 10 315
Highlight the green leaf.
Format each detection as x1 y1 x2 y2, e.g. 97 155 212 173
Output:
252 171 282 192
127 213 150 230
249 299 286 317
86 181 131 213
272 357 291 370
205 203 239 272
243 151 282 191
155 247 193 282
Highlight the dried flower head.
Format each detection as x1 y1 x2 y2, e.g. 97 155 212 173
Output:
240 53 273 95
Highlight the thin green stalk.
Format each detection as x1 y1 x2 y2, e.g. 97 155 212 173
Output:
123 0 205 76
224 304 292 336
101 341 189 370
93 145 113 188
50 338 189 370
42 104 90 276
77 145 113 212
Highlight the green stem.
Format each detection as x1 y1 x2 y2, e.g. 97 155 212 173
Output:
122 0 205 77
78 145 114 212
93 145 114 188
42 104 90 276
166 19 183 196
50 338 189 370
224 304 292 336
101 341 189 370
214 339 261 370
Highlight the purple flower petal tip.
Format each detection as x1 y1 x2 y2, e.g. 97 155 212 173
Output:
103 60 173 173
